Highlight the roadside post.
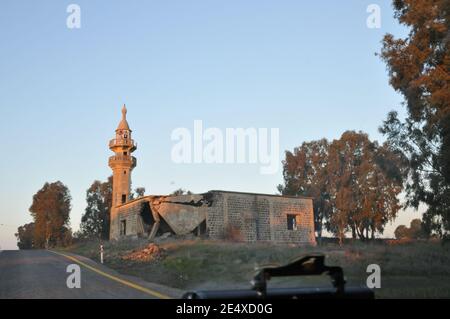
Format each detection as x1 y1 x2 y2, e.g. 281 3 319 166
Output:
100 245 104 264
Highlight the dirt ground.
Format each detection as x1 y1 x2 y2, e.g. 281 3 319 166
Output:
63 237 450 298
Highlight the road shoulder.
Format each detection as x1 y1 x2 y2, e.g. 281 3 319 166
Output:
51 250 184 299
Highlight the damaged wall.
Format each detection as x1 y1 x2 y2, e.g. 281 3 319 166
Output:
148 194 208 237
110 191 315 245
110 194 210 240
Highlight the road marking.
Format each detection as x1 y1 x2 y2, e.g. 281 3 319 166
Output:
50 250 172 299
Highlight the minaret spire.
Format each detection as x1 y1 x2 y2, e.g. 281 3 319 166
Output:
122 104 127 120
116 104 131 131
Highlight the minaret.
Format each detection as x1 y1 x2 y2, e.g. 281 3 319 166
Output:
109 105 137 238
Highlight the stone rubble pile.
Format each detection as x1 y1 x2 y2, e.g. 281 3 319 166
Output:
122 243 163 262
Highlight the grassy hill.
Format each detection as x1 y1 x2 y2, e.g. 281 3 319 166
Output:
62 237 450 298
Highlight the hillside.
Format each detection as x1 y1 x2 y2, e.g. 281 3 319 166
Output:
63 238 450 298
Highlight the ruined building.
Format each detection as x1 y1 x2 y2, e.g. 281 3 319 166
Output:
109 106 316 245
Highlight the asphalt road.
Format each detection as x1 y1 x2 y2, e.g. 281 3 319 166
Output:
0 250 179 299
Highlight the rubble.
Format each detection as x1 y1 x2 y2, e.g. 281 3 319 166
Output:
159 232 172 240
148 195 208 237
122 243 163 262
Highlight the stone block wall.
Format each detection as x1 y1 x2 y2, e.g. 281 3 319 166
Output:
206 191 315 245
110 199 145 239
269 197 315 244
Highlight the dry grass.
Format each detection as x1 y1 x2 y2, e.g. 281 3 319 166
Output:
63 238 450 298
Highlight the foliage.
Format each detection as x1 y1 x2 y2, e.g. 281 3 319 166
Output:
79 177 146 239
170 188 193 196
277 139 332 238
79 176 113 240
279 131 407 243
394 225 410 239
134 187 146 198
379 0 450 237
395 218 426 239
15 223 35 250
129 186 146 200
28 181 72 248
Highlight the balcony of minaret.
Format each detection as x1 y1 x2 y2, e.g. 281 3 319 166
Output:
108 155 137 169
109 138 137 151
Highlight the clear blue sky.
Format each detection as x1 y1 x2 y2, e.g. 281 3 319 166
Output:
0 1 422 249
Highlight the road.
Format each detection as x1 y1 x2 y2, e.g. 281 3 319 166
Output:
0 250 181 299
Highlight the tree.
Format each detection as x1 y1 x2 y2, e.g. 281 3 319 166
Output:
15 223 35 250
394 225 410 239
410 218 425 238
79 177 145 239
129 185 146 200
29 181 72 248
170 188 193 196
379 0 450 237
79 176 113 239
278 139 332 239
134 187 146 198
279 131 406 244
327 132 406 242
394 218 425 239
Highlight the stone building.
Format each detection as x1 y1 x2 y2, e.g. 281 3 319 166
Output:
109 107 316 245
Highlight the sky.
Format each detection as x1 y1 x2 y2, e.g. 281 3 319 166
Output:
0 1 423 250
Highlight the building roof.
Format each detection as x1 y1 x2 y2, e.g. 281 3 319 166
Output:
207 190 314 200
113 191 313 209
